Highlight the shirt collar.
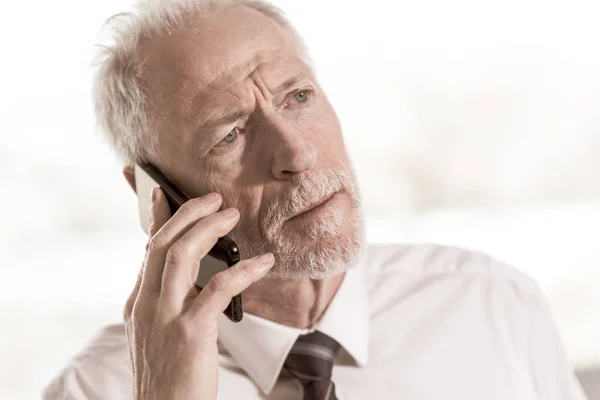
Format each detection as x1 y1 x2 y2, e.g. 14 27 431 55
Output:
217 262 370 395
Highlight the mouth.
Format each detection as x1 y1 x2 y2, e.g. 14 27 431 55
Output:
289 191 339 221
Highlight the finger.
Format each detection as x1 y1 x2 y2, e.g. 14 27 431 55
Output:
160 207 241 307
125 220 159 320
188 253 275 320
123 322 136 373
152 193 222 246
140 191 222 298
124 210 159 321
149 187 171 237
123 261 145 321
138 188 172 296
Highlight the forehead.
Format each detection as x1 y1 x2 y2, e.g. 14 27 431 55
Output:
138 5 306 105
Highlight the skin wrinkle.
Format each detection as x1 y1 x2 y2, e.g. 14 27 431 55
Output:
133 4 365 328
176 57 310 161
197 58 310 130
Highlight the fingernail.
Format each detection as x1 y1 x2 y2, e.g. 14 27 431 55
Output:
222 207 239 218
205 192 220 203
257 253 274 264
251 253 274 275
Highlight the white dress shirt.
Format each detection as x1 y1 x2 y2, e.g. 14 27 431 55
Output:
43 243 587 399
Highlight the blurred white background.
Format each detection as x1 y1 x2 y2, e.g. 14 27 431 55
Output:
1 0 599 399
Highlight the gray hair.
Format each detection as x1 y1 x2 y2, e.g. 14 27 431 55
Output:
93 0 310 164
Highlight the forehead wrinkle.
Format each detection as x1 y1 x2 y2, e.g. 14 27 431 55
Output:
200 58 308 119
203 89 254 128
156 50 310 138
186 49 289 107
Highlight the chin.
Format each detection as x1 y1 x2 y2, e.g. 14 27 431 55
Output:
266 208 366 280
281 191 353 240
232 170 366 280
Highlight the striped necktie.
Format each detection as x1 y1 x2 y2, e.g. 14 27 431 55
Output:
284 331 342 400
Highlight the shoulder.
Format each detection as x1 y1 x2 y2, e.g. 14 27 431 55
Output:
359 244 585 399
362 242 541 294
360 243 548 315
43 324 132 400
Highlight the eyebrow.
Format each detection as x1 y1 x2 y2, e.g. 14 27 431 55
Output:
273 74 304 94
201 74 307 131
203 109 250 132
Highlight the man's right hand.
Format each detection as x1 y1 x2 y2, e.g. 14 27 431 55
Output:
123 188 274 400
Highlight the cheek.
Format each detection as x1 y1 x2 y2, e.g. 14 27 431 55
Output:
312 107 350 165
234 190 262 224
204 170 264 223
195 146 266 225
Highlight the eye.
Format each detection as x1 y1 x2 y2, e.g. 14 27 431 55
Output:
220 127 240 144
293 90 311 103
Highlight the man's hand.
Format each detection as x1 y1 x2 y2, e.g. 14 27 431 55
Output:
124 188 274 400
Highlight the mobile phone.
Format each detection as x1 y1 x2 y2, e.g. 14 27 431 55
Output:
134 163 243 322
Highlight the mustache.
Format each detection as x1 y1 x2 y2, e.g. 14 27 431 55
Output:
262 169 353 230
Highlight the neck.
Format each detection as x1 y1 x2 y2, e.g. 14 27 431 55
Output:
242 272 345 329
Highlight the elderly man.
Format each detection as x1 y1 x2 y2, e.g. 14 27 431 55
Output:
44 1 586 399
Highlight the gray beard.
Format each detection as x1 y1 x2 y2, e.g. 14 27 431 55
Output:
230 169 366 280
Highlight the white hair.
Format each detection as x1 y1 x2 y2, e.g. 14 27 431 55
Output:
93 0 310 164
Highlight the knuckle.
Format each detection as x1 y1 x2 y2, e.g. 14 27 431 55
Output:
148 231 168 252
130 304 141 323
178 314 218 344
130 301 147 328
172 318 195 342
208 270 232 291
121 300 133 322
123 289 142 322
241 259 258 274
165 241 190 265
123 297 134 321
179 198 204 218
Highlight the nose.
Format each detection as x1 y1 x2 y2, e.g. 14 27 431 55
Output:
261 112 317 180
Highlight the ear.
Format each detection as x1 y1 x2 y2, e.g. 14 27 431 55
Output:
123 165 137 193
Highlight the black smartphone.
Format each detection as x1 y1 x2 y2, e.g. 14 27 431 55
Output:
134 163 243 322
